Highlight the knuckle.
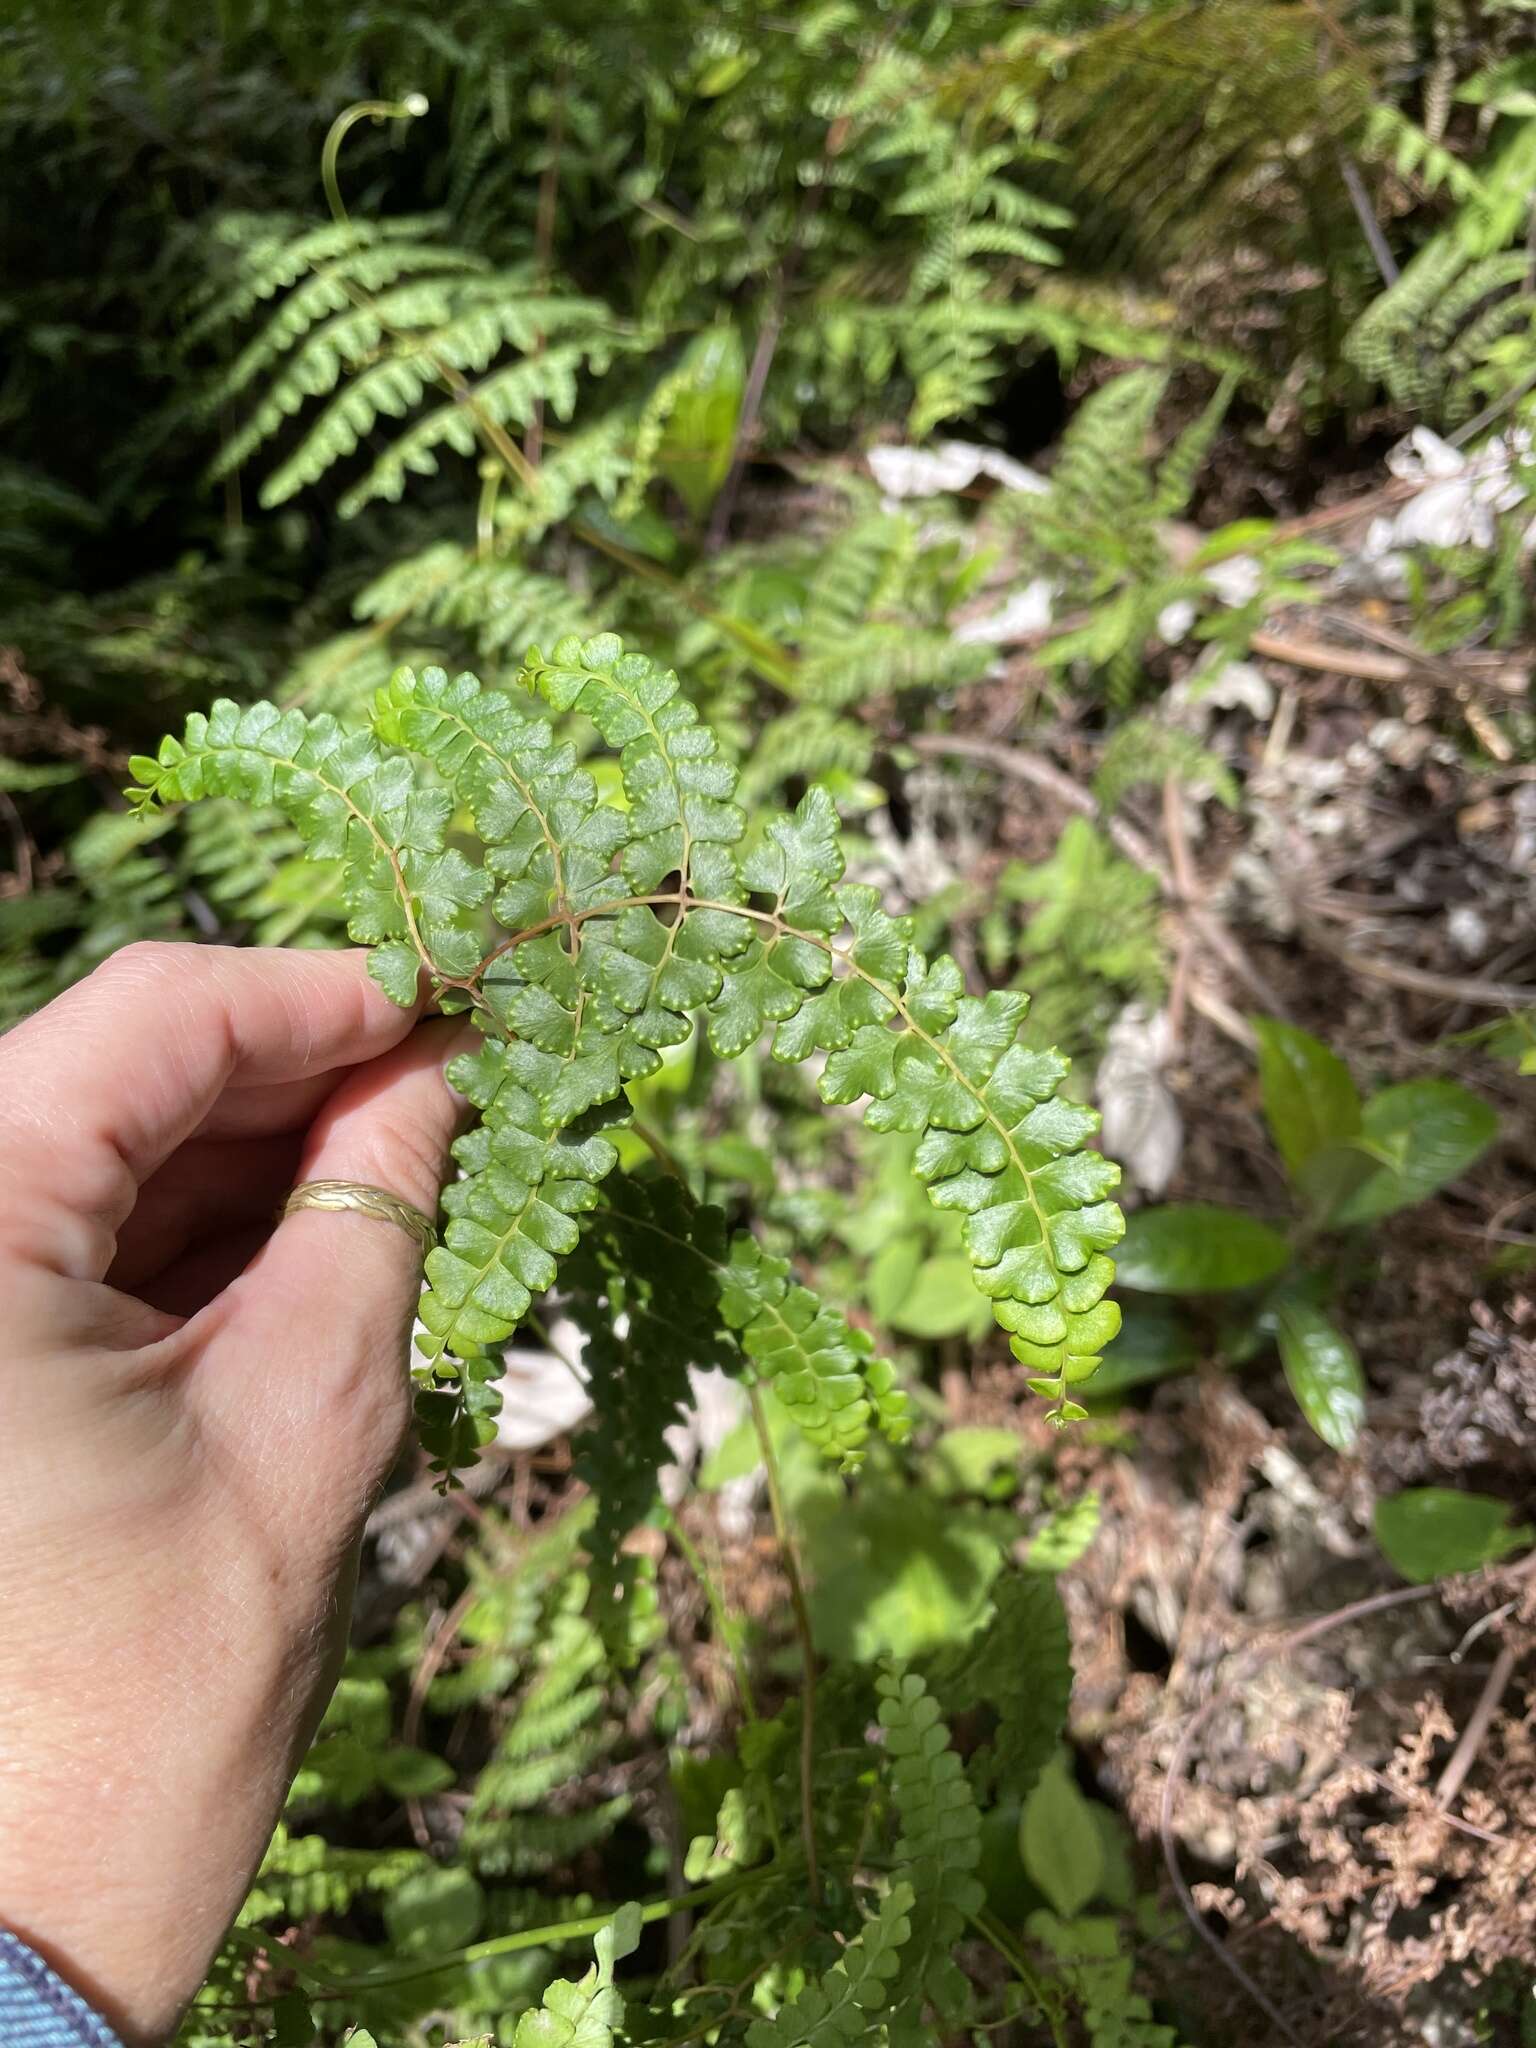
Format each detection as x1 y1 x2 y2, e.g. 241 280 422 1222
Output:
99 937 187 984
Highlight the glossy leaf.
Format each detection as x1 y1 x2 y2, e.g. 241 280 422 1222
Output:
657 323 745 519
1330 1079 1498 1226
876 1250 993 1340
1084 1303 1198 1396
1275 1297 1366 1452
1253 1015 1360 1181
1115 1202 1291 1294
1375 1487 1531 1582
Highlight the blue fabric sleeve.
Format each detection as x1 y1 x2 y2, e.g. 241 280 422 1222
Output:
0 1931 123 2048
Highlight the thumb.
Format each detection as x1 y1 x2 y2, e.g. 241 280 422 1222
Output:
197 1019 471 1501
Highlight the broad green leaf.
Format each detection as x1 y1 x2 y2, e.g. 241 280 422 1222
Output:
1253 1016 1360 1181
0 758 81 792
1115 1202 1291 1293
657 324 745 519
376 1746 456 1798
879 1251 993 1339
1375 1487 1531 1582
595 1901 643 1970
802 1484 1003 1661
1292 1139 1379 1228
1084 1302 1198 1396
1020 1753 1103 1918
1331 1079 1498 1226
1275 1298 1365 1452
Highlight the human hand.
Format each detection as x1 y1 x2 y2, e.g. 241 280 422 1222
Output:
0 942 467 2044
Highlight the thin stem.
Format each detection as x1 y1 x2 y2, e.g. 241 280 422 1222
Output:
969 1912 1069 2048
307 1869 763 1996
747 1381 820 1906
1436 1642 1519 1808
320 96 429 235
632 1117 688 1182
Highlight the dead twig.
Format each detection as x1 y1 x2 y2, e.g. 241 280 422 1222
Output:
912 733 1292 1033
0 787 34 891
1162 773 1199 1052
1249 630 1413 686
1297 912 1534 1010
1435 1641 1519 1809
403 1580 480 1848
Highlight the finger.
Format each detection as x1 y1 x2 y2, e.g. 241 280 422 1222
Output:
0 944 423 1280
195 1021 469 1499
107 1133 304 1292
189 1073 349 1143
137 1221 274 1322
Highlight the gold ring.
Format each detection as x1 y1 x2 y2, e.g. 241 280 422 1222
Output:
282 1179 438 1254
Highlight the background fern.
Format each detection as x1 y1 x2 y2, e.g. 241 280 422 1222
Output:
4 4 1533 2039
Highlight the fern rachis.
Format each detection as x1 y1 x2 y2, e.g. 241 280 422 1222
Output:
131 630 1123 1511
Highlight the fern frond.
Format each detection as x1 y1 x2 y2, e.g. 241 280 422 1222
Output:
340 331 631 517
509 1903 640 2048
243 1826 426 1925
134 632 1122 1440
737 707 874 804
179 801 347 947
1094 719 1239 814
1345 120 1536 421
720 1234 911 1465
929 1572 1073 1803
181 212 459 346
743 1882 915 2048
876 1668 985 2039
561 1176 735 1618
1361 103 1486 204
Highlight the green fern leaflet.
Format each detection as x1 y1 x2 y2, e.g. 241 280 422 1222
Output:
130 632 1122 1496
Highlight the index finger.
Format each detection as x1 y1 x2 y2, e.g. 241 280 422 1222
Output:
0 943 422 1274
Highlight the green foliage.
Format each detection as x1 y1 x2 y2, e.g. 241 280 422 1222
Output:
1274 1292 1367 1455
1093 717 1239 816
133 636 1123 1459
1346 117 1536 424
997 369 1333 704
1254 1015 1362 1181
510 1904 640 2048
742 1883 916 2048
9 11 1532 2040
1021 1754 1103 1919
875 1667 985 2034
981 817 1166 1054
1115 1203 1292 1294
932 1571 1073 1805
1374 1487 1532 1582
1116 1020 1498 1450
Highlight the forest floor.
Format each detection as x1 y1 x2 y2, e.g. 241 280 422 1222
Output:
347 436 1536 2046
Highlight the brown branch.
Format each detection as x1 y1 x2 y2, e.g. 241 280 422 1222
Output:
911 732 1293 1027
1435 1642 1520 1808
1248 629 1413 685
1297 911 1535 1010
